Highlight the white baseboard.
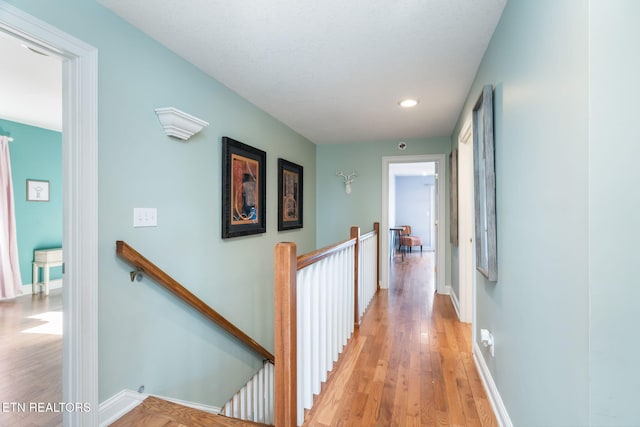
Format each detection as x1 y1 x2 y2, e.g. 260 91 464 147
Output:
159 394 221 415
21 279 63 295
449 287 461 321
99 389 222 426
99 390 145 427
472 342 513 427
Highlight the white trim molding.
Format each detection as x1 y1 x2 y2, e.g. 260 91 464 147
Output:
381 154 447 293
21 279 63 295
457 117 474 324
98 390 146 427
448 286 462 321
0 3 99 426
472 342 513 427
99 389 222 426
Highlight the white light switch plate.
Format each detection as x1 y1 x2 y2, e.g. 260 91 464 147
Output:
133 208 157 227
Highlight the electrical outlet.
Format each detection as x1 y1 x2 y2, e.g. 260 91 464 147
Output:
133 208 157 227
480 328 495 357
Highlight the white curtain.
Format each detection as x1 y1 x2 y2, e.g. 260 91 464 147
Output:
0 136 23 299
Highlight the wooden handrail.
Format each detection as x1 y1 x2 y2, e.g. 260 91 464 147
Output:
116 240 275 363
360 230 376 240
296 237 356 270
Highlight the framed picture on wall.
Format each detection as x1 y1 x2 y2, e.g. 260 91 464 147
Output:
277 158 303 231
221 136 266 238
473 84 498 281
26 179 50 202
450 149 458 246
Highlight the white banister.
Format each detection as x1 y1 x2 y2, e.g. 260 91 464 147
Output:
295 244 355 426
274 223 379 427
358 231 378 321
221 360 274 424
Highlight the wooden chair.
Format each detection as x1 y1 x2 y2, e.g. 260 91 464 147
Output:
399 225 423 253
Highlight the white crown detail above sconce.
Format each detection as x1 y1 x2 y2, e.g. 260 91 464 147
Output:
336 170 359 194
154 107 209 141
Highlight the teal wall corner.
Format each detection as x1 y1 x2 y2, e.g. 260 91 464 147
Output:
1 119 62 286
316 137 451 247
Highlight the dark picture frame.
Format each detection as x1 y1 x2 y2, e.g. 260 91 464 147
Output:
221 136 266 238
473 84 498 281
277 158 303 231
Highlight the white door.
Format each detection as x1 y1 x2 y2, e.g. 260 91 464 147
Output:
458 120 474 323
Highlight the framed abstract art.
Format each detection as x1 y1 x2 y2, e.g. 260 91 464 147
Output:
221 136 266 238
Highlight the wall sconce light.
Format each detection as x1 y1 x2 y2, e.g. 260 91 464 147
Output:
154 107 209 141
336 170 359 194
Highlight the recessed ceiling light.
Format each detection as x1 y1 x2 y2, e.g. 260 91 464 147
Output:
399 98 419 108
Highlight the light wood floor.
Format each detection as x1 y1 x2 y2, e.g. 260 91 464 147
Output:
302 252 497 427
0 289 62 427
110 396 272 427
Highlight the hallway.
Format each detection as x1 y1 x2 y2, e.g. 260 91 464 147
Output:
303 252 497 426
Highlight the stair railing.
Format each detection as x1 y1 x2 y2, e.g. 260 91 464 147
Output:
115 240 274 363
221 359 275 424
274 222 379 427
356 222 380 322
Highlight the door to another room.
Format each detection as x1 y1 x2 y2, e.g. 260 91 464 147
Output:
0 26 64 427
381 154 446 292
0 4 99 426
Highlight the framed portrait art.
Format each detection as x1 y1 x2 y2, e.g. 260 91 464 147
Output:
221 137 266 238
277 158 303 231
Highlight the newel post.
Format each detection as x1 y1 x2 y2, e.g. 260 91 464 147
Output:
274 242 297 427
351 226 360 327
374 222 380 290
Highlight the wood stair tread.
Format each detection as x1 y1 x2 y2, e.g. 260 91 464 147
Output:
110 396 273 427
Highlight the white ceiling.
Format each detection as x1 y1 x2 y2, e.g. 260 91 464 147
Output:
100 0 506 144
0 31 61 132
0 1 506 144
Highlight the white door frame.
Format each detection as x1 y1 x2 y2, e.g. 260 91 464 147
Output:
0 3 99 426
381 154 446 293
457 119 474 323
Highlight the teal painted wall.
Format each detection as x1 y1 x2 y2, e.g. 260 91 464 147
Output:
589 1 640 424
1 119 62 286
6 0 316 405
451 0 589 425
316 137 451 285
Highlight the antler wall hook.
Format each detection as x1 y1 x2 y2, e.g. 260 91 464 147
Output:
336 170 359 194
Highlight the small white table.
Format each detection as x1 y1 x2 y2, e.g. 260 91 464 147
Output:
32 248 63 296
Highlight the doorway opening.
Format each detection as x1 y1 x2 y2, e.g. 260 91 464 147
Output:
0 3 98 425
0 27 63 427
381 154 446 293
